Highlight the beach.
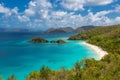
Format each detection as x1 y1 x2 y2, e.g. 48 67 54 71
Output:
82 42 108 60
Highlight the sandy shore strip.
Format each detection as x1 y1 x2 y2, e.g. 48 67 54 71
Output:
81 42 108 60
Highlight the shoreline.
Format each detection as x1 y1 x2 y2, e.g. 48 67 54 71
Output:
81 41 108 60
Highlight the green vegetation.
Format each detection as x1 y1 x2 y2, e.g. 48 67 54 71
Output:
3 25 120 80
50 39 66 44
69 25 120 54
29 37 48 43
0 75 4 80
29 37 66 44
8 75 17 80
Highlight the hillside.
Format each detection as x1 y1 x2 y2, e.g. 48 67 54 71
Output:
44 28 67 33
44 26 95 33
75 25 95 32
69 25 120 54
69 25 119 40
7 25 120 80
44 27 73 33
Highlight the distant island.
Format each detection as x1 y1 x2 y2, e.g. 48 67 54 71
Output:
0 26 95 34
44 25 95 34
7 25 120 80
29 37 66 44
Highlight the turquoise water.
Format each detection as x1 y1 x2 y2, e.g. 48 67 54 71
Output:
0 32 99 80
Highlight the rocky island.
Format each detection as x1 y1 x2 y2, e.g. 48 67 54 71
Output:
29 37 48 43
56 39 66 44
50 39 66 44
29 37 66 44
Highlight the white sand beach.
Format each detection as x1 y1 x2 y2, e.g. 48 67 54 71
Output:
82 42 108 60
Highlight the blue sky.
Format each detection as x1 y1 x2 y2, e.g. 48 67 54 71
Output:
0 0 120 30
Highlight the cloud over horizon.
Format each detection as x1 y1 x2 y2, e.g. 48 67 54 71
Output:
0 0 120 30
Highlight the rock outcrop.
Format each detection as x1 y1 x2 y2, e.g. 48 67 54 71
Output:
29 37 66 44
29 37 48 43
50 39 66 44
56 39 66 43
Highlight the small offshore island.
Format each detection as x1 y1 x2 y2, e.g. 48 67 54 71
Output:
29 37 66 44
6 25 120 80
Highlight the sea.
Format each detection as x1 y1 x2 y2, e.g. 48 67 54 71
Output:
0 32 99 80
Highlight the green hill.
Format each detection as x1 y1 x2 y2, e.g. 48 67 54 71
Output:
69 25 120 54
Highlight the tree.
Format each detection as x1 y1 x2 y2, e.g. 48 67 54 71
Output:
8 74 17 80
40 66 50 80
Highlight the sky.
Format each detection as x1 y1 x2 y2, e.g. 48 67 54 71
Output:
0 0 120 30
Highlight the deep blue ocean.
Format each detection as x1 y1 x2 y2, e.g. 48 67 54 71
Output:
0 32 99 80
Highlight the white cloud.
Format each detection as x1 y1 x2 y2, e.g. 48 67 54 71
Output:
40 9 49 19
61 0 115 11
95 11 111 17
51 11 67 17
85 0 115 6
11 7 19 14
114 4 120 12
86 10 111 22
18 15 30 22
29 1 37 7
19 0 120 29
0 0 120 30
28 0 52 9
85 11 112 25
23 0 52 18
0 4 11 16
0 4 19 16
17 0 53 28
25 9 35 16
112 17 120 24
61 0 85 11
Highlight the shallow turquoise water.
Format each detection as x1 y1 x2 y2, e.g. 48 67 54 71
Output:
0 32 99 80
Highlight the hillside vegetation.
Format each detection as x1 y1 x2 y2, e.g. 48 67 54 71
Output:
69 25 120 54
6 25 120 80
